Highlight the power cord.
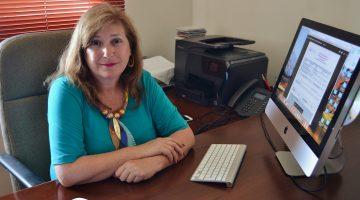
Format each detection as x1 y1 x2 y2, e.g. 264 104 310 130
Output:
289 167 328 194
194 106 239 134
259 113 328 194
328 140 344 159
328 147 344 159
259 113 277 152
197 105 229 124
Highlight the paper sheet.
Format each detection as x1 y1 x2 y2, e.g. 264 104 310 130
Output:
143 56 174 85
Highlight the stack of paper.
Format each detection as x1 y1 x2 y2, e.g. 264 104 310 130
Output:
176 26 207 39
143 56 174 85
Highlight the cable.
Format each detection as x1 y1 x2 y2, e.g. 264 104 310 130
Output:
259 113 328 193
192 105 228 134
195 114 232 134
197 105 229 125
259 113 277 152
328 138 344 159
328 146 344 159
289 167 328 194
194 108 238 134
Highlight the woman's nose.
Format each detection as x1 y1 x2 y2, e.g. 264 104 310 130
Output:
102 45 114 58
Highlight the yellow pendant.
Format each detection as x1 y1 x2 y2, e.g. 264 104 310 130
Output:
113 118 121 140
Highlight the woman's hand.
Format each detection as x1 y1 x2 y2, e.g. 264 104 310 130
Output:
114 158 159 183
137 137 185 163
113 128 195 184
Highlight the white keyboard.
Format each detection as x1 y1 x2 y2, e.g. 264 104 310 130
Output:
190 144 247 187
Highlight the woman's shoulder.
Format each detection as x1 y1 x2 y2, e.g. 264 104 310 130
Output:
51 75 69 85
140 69 157 87
140 69 152 81
49 76 83 97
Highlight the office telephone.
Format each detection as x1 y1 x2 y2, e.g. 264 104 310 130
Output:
228 79 271 117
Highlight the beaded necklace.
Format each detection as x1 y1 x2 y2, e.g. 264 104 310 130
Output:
99 89 128 149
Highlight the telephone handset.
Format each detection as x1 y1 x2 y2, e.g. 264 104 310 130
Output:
228 79 271 117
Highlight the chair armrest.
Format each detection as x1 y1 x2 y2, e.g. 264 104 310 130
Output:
0 153 45 188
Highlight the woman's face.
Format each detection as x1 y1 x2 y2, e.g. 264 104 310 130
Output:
85 23 131 84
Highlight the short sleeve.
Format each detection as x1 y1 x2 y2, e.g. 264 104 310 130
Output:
48 77 86 166
142 71 188 137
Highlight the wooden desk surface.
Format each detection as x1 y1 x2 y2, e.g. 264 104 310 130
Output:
0 114 359 200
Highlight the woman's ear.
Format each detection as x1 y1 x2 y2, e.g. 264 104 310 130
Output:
128 55 134 67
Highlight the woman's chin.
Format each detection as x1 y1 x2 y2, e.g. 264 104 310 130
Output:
97 73 121 82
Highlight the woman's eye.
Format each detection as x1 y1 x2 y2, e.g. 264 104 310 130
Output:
112 38 122 45
90 40 101 47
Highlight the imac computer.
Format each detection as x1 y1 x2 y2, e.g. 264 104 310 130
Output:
265 18 360 177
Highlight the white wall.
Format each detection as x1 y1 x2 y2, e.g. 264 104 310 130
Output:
126 0 193 62
193 0 360 83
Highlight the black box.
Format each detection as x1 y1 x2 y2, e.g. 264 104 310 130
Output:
174 35 268 106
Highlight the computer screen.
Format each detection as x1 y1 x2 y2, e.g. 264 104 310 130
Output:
265 18 360 177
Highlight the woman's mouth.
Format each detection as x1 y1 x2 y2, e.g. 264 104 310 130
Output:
102 63 117 67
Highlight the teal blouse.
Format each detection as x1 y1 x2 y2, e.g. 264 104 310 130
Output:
48 70 188 180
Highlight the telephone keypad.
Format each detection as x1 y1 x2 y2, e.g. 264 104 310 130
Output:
234 88 271 117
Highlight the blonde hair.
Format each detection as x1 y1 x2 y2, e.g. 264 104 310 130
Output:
46 3 143 106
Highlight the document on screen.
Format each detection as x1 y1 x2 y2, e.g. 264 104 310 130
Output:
286 41 340 124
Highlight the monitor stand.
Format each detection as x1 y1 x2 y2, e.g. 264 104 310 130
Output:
343 89 360 125
275 136 345 177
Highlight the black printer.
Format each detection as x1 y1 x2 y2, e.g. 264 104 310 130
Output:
174 35 268 106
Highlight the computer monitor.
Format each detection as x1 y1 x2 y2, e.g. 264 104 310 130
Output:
265 18 360 177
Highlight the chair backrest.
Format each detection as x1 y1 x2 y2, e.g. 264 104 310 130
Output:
0 30 72 190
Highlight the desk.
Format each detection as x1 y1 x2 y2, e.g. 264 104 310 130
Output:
0 97 359 199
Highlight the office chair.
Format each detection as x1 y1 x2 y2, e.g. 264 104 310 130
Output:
0 30 72 191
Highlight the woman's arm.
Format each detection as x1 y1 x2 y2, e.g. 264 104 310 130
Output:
55 136 185 187
55 146 141 186
169 127 195 157
113 72 196 183
114 127 195 183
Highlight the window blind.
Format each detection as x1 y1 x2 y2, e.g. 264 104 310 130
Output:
0 0 125 41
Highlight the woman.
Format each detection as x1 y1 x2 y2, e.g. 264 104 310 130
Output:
47 3 195 187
